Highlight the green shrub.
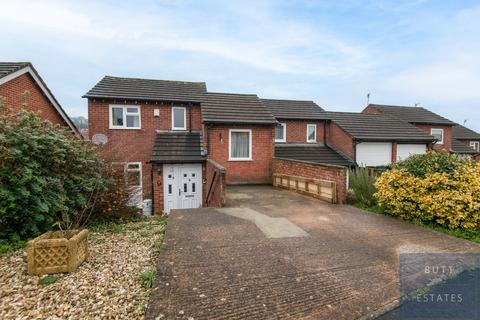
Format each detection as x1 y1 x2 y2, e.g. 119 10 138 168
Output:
139 268 157 289
395 151 469 178
38 275 58 286
375 153 480 230
348 167 377 207
0 108 106 240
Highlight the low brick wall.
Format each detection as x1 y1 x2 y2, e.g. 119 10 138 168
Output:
273 158 348 203
205 159 227 207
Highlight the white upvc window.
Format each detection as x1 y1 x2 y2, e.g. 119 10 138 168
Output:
229 129 252 161
109 105 141 129
275 123 286 143
307 124 317 143
431 128 444 144
126 162 142 188
172 107 186 130
111 162 142 188
470 141 480 152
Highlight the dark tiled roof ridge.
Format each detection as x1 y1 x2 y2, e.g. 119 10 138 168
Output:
261 97 317 103
103 75 206 86
0 62 31 79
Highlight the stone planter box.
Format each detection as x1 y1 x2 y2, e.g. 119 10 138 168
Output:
26 229 89 275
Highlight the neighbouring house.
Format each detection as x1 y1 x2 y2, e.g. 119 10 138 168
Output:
262 98 354 203
202 92 277 185
362 104 456 154
452 124 480 160
325 112 436 167
0 62 79 135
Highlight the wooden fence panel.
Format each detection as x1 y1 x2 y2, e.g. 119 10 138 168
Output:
273 173 337 203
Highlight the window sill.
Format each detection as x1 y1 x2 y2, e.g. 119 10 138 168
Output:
228 158 253 162
109 127 142 130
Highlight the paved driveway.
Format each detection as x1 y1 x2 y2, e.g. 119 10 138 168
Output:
146 185 480 319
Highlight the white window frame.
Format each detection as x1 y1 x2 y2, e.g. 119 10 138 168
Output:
470 141 480 152
109 105 141 129
431 128 444 144
275 123 286 143
306 124 317 143
126 162 143 188
172 107 187 130
229 129 252 161
111 162 142 188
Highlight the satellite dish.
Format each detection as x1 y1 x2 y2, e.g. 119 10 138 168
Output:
91 133 108 145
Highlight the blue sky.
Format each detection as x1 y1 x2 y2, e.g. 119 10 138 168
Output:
1 0 480 130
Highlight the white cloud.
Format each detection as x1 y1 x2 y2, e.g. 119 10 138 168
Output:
0 0 371 77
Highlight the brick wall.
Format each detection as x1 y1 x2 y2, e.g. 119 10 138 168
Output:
326 121 355 160
0 73 67 126
415 124 452 152
273 158 347 203
205 159 227 207
362 105 380 115
88 99 202 198
280 120 325 143
206 124 275 184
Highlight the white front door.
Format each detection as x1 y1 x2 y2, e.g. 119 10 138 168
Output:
163 163 202 213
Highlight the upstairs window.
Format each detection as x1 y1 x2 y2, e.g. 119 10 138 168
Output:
431 128 444 144
110 105 140 129
275 123 286 143
470 141 479 152
229 129 252 161
172 107 186 130
307 124 317 143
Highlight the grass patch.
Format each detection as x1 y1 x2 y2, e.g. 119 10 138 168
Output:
38 275 58 285
88 222 126 234
0 240 27 257
354 204 480 245
139 268 157 289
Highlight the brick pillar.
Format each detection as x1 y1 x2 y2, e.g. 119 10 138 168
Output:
152 165 164 214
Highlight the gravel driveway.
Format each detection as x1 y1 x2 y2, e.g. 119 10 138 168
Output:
146 185 480 319
0 218 166 320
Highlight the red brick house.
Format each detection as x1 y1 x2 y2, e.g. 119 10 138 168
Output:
452 124 480 160
85 76 276 213
0 62 79 135
362 104 457 154
87 75 455 210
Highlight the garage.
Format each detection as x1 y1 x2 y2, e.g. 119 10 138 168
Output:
396 144 427 161
356 142 392 167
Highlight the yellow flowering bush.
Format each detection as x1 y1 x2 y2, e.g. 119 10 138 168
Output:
375 160 480 230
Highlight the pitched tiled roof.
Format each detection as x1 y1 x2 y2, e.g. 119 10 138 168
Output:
201 92 276 124
83 76 207 103
275 144 354 167
364 104 455 125
327 112 435 142
0 62 79 135
452 124 480 140
451 139 478 154
0 62 30 79
151 131 206 163
260 98 328 120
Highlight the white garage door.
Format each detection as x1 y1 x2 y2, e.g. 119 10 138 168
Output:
397 144 427 161
356 142 392 167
